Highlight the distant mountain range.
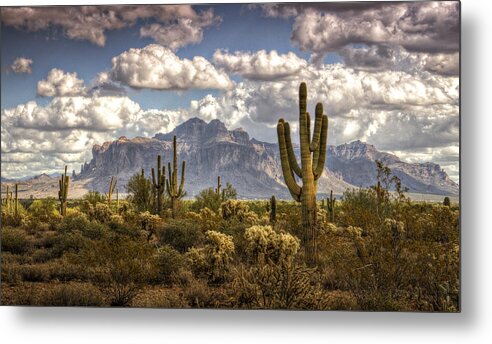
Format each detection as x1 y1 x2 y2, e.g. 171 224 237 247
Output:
2 118 459 198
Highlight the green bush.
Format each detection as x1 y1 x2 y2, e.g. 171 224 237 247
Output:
192 188 222 213
28 198 60 223
156 219 204 253
60 208 90 232
154 245 185 285
92 203 113 223
1 227 31 254
51 231 87 258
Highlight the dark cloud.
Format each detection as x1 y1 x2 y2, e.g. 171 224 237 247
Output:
1 5 221 49
258 2 459 60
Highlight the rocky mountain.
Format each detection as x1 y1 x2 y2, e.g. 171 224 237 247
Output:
327 140 459 196
71 117 458 198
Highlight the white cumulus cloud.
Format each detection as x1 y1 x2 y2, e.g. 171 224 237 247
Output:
212 49 308 81
37 68 87 97
10 57 33 74
110 44 233 90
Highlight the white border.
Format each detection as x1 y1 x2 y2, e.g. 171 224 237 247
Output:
2 0 491 343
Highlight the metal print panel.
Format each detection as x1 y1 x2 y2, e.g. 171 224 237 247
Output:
0 2 460 311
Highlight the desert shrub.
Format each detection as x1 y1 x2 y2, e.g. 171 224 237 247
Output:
186 231 235 284
411 204 459 243
49 257 89 281
233 263 329 310
31 248 55 263
82 191 106 205
275 203 303 238
51 231 87 258
244 225 300 265
17 264 51 282
155 245 185 285
126 171 152 212
131 287 189 308
80 221 107 240
192 188 222 213
1 227 31 254
156 219 204 253
338 188 382 231
179 276 234 308
60 208 90 232
77 236 157 306
1 262 22 283
1 208 27 227
92 203 113 223
39 282 105 306
220 200 257 224
191 207 222 232
28 198 60 223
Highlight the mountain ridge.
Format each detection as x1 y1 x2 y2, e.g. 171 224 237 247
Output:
4 117 458 198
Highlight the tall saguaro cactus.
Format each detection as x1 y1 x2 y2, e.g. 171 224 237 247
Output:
4 185 11 214
58 166 69 217
277 82 328 265
152 154 166 216
215 176 221 195
14 184 19 216
106 176 117 205
327 190 336 223
270 195 277 225
166 135 185 219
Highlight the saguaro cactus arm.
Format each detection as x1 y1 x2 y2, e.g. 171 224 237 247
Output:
178 161 185 197
277 120 301 202
313 115 328 180
282 122 302 178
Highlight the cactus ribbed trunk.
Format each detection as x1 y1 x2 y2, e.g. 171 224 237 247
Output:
58 166 69 217
327 190 335 223
152 155 166 216
166 135 185 219
107 176 117 205
216 176 221 195
270 195 277 225
5 185 10 214
277 82 328 266
14 184 19 217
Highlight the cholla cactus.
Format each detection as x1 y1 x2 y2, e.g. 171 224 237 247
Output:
345 226 363 239
199 207 221 232
138 211 161 241
244 225 300 266
220 200 249 221
205 230 235 279
93 202 112 223
187 230 235 283
383 218 405 240
277 82 328 265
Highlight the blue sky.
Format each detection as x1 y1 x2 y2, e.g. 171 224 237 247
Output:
0 3 460 181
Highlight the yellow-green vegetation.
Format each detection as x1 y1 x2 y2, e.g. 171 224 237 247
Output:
1 174 459 310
